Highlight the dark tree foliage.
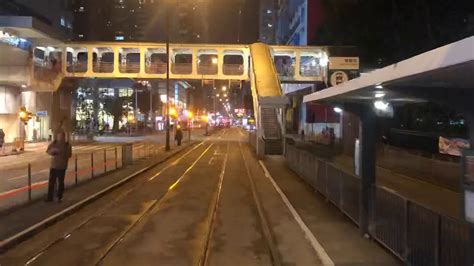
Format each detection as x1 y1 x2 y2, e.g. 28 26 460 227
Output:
314 0 474 67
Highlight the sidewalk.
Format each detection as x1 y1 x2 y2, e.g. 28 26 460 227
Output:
0 141 195 250
288 138 461 218
261 156 401 265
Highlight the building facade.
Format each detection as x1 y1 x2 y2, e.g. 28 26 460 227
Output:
0 0 73 143
259 0 277 44
73 0 257 44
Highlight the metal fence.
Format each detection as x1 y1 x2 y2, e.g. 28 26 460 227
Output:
0 142 162 212
285 144 469 266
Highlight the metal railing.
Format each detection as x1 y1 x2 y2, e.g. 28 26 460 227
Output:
172 63 192 74
197 64 218 75
119 63 140 73
146 63 167 74
0 142 163 212
223 64 244 75
284 143 469 265
93 62 114 73
67 62 87 73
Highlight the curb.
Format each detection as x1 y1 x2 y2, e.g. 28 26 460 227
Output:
0 142 198 253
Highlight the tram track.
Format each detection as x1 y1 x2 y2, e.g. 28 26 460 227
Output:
198 141 281 266
20 142 212 265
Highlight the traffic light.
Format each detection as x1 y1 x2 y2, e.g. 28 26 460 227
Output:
19 107 32 125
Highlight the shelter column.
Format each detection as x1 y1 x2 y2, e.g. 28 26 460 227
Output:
358 106 376 236
463 112 474 265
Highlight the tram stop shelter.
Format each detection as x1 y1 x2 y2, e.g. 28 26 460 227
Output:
303 36 474 264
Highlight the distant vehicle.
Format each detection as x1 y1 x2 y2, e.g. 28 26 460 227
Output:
245 124 256 131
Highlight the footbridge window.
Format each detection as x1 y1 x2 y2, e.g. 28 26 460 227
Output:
66 47 88 73
300 52 324 77
146 48 167 74
172 49 192 74
223 52 244 76
273 51 295 79
33 47 46 67
197 50 218 75
93 47 114 73
33 47 62 81
119 48 140 73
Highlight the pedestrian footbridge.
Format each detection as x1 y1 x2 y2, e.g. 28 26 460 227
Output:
27 42 330 155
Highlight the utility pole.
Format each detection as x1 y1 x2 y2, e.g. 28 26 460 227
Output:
149 85 153 131
165 1 171 151
135 86 138 133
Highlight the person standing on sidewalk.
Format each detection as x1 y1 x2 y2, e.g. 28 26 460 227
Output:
45 131 72 202
0 129 5 154
175 125 183 146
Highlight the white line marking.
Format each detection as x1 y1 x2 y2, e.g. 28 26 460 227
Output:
258 160 335 266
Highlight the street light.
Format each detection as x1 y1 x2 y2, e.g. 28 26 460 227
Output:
165 0 172 151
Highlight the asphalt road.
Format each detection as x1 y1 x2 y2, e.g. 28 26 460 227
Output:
0 128 324 265
0 130 210 199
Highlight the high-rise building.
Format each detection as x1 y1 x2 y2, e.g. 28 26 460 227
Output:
0 0 74 142
275 0 325 46
259 0 277 44
73 0 258 44
1 0 74 40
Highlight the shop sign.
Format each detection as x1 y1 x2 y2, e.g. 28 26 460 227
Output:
329 57 359 70
36 111 48 117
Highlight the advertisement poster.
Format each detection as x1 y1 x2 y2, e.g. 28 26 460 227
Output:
439 136 469 156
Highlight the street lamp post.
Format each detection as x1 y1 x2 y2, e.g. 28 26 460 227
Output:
165 2 171 151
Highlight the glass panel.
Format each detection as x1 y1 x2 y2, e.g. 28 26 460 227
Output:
197 54 218 75
66 48 88 73
274 55 295 78
223 55 244 75
300 55 321 77
93 48 114 73
146 53 167 74
172 53 192 74
120 51 140 73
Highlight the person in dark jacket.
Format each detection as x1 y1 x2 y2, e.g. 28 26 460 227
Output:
175 125 183 146
45 131 72 202
0 129 5 149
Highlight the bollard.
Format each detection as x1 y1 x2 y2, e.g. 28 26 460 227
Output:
122 144 133 166
91 153 94 178
28 163 32 201
75 154 78 185
115 147 118 169
104 149 107 173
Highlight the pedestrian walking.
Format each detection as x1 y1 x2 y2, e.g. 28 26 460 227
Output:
175 125 183 146
0 129 5 154
45 131 72 202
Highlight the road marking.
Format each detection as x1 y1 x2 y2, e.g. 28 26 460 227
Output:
258 160 335 266
200 142 229 266
168 144 213 190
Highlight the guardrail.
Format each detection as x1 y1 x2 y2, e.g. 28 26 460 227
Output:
0 142 162 212
285 143 469 265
